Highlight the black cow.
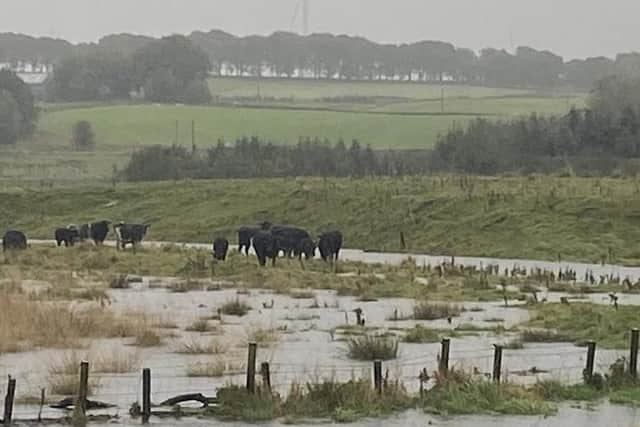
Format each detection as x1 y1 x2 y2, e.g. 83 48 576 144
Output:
78 224 90 241
238 226 259 255
271 225 311 258
89 220 111 245
318 231 343 262
252 231 278 267
2 230 27 252
55 227 80 247
114 223 150 250
213 237 229 261
295 237 316 260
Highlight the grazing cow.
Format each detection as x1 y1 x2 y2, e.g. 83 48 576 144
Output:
55 227 80 247
89 220 111 245
252 231 278 267
318 231 343 262
213 237 229 261
113 223 150 250
295 237 316 260
271 225 311 258
2 230 27 252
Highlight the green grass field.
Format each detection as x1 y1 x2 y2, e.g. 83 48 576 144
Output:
210 77 536 100
2 176 640 265
0 78 586 185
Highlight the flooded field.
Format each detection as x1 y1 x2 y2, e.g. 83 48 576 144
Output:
2 244 640 425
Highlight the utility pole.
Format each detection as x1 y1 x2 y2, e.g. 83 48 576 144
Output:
302 0 309 35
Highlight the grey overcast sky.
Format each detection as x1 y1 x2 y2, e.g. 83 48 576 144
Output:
1 0 638 60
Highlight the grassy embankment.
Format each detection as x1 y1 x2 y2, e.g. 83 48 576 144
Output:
2 176 640 265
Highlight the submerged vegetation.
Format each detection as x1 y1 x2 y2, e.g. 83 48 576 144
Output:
346 335 399 360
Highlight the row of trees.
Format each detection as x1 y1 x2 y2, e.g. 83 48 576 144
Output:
435 76 640 175
121 137 433 181
0 69 36 144
4 31 640 90
45 36 212 103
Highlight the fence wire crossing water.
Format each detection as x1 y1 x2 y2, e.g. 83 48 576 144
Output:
0 336 632 423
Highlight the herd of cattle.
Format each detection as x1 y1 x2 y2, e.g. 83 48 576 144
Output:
2 221 343 267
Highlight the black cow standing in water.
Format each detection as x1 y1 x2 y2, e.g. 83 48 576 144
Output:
55 226 80 247
252 231 278 267
89 221 111 245
318 231 343 263
114 223 150 250
213 237 229 261
2 230 27 251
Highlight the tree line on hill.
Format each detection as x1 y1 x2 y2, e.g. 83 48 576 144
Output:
120 137 432 181
434 76 640 175
44 35 211 104
4 31 640 94
120 76 640 179
0 69 37 144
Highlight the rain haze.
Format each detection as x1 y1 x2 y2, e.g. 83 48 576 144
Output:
1 0 639 58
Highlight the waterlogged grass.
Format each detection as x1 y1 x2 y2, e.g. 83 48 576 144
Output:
220 298 251 316
210 379 413 423
346 335 399 360
525 303 640 348
422 373 556 416
403 325 441 343
0 244 525 303
413 302 462 320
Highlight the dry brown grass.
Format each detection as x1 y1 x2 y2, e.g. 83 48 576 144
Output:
175 338 227 355
185 318 219 333
186 360 226 377
94 348 140 373
47 352 99 396
245 324 281 346
0 294 146 353
133 329 164 347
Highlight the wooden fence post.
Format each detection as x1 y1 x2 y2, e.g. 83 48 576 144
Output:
77 361 89 416
142 368 151 424
3 376 16 426
585 341 596 384
246 342 257 393
261 362 271 393
37 388 45 422
630 329 639 377
439 338 450 376
492 345 503 383
373 360 383 395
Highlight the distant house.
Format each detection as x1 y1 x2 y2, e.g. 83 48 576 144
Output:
0 62 52 99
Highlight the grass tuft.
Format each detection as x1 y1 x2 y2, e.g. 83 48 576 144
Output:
346 335 399 360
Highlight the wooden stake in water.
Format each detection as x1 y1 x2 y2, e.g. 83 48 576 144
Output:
142 368 151 424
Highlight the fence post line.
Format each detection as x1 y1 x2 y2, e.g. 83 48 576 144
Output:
492 345 503 383
261 362 271 393
373 360 383 395
630 329 639 377
439 338 450 376
585 341 596 384
77 361 89 417
246 342 257 393
3 376 16 426
142 368 151 424
37 388 45 422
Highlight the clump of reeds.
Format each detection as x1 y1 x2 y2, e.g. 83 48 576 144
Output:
346 335 399 360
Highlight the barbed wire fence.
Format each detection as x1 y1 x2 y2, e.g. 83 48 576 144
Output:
0 330 636 424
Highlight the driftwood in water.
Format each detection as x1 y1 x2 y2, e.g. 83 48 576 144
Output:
50 397 116 410
158 393 217 407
